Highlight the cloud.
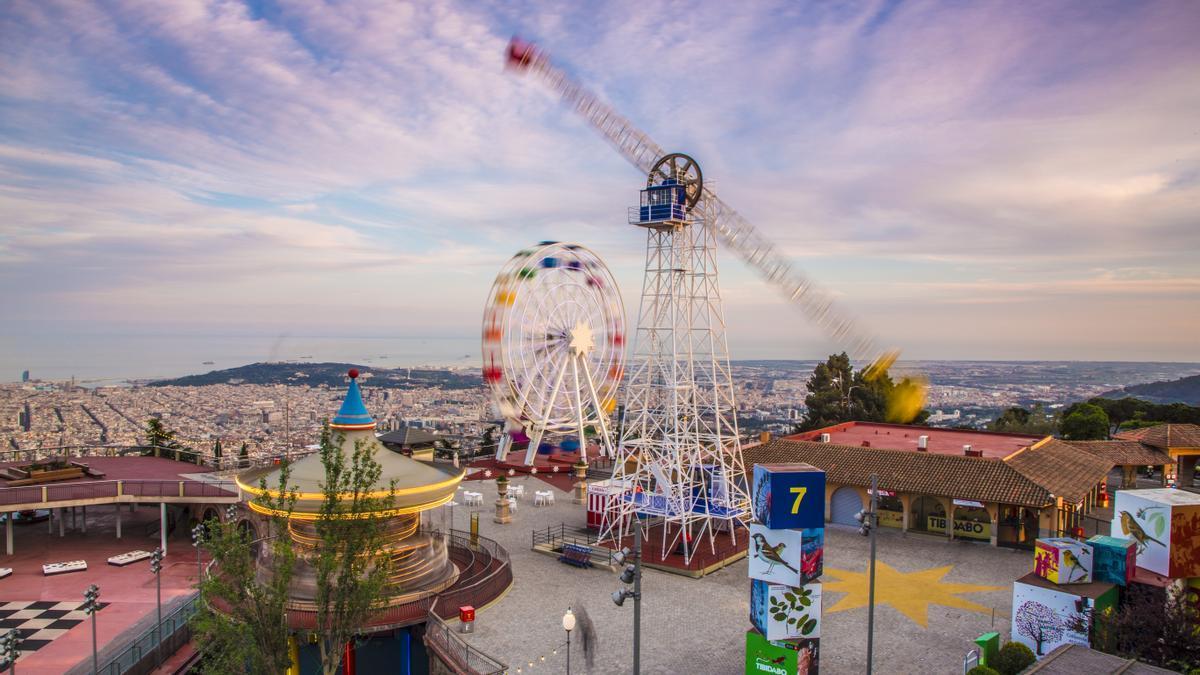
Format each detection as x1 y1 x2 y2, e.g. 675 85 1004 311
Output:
0 0 1197 362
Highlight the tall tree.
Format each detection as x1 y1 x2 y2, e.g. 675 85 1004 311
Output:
798 353 921 431
238 442 250 468
192 465 298 674
1060 403 1110 440
313 428 396 675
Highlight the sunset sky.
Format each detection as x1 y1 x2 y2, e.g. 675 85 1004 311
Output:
2 0 1198 363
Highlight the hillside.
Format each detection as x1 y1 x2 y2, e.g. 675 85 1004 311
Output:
149 362 480 390
1100 373 1200 406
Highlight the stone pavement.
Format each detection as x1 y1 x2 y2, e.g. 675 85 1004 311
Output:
450 476 1030 674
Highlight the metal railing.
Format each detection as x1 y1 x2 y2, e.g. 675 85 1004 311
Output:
425 602 507 675
79 593 199 675
531 523 617 567
0 444 316 472
0 479 238 507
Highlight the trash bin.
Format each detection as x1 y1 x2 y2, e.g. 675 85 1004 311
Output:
459 605 475 633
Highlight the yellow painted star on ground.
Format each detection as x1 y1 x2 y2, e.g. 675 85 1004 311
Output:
823 562 1003 628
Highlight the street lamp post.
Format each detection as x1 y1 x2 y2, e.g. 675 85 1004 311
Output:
561 608 575 675
611 523 643 674
150 548 164 667
83 584 102 675
855 474 880 675
0 627 20 675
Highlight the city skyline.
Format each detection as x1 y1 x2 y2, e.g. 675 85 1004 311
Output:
3 1 1199 362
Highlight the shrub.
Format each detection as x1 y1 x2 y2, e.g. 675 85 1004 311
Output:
967 667 1001 675
992 642 1037 675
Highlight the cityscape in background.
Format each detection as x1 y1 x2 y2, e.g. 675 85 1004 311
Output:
5 359 1198 459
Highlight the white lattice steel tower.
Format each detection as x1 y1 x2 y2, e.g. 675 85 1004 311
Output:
599 157 750 563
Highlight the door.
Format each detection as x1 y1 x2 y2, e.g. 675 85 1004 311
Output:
830 486 864 526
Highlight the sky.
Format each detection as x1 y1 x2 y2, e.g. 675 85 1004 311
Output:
1 0 1198 365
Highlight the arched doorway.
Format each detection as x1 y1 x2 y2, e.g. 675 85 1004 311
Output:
910 496 947 534
830 486 864 526
876 495 904 529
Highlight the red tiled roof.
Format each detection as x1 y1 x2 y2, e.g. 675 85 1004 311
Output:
1066 440 1174 467
743 439 1053 507
1115 423 1200 449
1003 439 1113 505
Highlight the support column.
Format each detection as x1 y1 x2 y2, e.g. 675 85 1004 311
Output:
947 502 956 541
899 494 911 532
71 506 76 531
573 460 588 505
986 504 999 547
59 508 65 537
160 503 168 555
6 515 12 556
116 504 122 540
81 506 86 533
47 508 53 534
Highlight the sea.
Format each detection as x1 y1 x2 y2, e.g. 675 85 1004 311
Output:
0 334 481 385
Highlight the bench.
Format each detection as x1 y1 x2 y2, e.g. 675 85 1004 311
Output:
108 550 152 567
43 560 87 576
558 544 593 568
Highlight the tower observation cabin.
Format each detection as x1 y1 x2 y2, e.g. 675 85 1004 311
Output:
631 178 689 227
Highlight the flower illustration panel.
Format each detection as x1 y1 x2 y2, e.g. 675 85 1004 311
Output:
751 579 822 641
749 523 824 586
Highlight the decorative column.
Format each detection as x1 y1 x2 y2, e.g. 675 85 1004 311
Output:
573 460 588 505
494 476 512 524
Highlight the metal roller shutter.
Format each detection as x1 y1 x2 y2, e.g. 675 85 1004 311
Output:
830 486 864 526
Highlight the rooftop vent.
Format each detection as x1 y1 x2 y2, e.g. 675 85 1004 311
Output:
964 444 982 457
819 433 831 443
918 435 929 450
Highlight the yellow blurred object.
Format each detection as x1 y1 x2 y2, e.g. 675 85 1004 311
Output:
863 350 899 382
286 634 300 674
886 376 928 423
602 398 617 414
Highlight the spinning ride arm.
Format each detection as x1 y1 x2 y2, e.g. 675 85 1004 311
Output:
507 38 925 421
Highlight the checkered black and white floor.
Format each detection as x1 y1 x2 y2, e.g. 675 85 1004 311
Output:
0 600 108 661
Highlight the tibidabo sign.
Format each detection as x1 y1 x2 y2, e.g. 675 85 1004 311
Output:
927 516 990 540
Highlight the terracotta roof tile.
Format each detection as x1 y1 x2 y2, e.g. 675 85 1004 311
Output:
1114 423 1200 449
1003 438 1113 504
742 439 1053 507
1066 440 1174 467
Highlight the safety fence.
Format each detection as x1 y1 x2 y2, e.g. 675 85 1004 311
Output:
425 602 508 675
65 592 200 675
0 479 238 507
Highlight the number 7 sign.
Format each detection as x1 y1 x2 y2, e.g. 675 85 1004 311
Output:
753 463 826 530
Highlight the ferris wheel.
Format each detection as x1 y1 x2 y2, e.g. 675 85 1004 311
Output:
482 242 625 465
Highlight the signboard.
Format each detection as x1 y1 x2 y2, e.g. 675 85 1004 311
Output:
877 509 903 529
868 488 896 498
753 464 826 530
953 499 985 509
927 516 990 541
745 630 796 675
749 523 823 587
745 630 819 675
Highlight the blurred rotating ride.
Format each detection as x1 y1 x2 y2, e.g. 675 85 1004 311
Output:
482 242 625 466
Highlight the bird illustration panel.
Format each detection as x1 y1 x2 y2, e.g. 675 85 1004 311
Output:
749 523 823 587
1033 538 1093 585
750 579 822 642
753 463 826 530
1110 488 1200 578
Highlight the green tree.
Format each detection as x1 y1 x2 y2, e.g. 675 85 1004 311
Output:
1060 403 1110 440
313 428 397 675
238 442 250 469
480 425 498 459
212 438 223 464
144 417 183 450
192 465 298 673
988 405 1057 436
1091 582 1200 671
798 353 925 430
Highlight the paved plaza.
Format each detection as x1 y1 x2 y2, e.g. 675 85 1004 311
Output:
450 476 1030 674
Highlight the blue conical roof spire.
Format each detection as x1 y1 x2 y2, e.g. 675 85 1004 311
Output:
331 369 375 429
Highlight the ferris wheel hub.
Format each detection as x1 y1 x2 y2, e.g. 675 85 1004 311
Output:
569 322 595 357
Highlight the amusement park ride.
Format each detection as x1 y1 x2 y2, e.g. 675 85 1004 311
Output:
486 38 926 564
